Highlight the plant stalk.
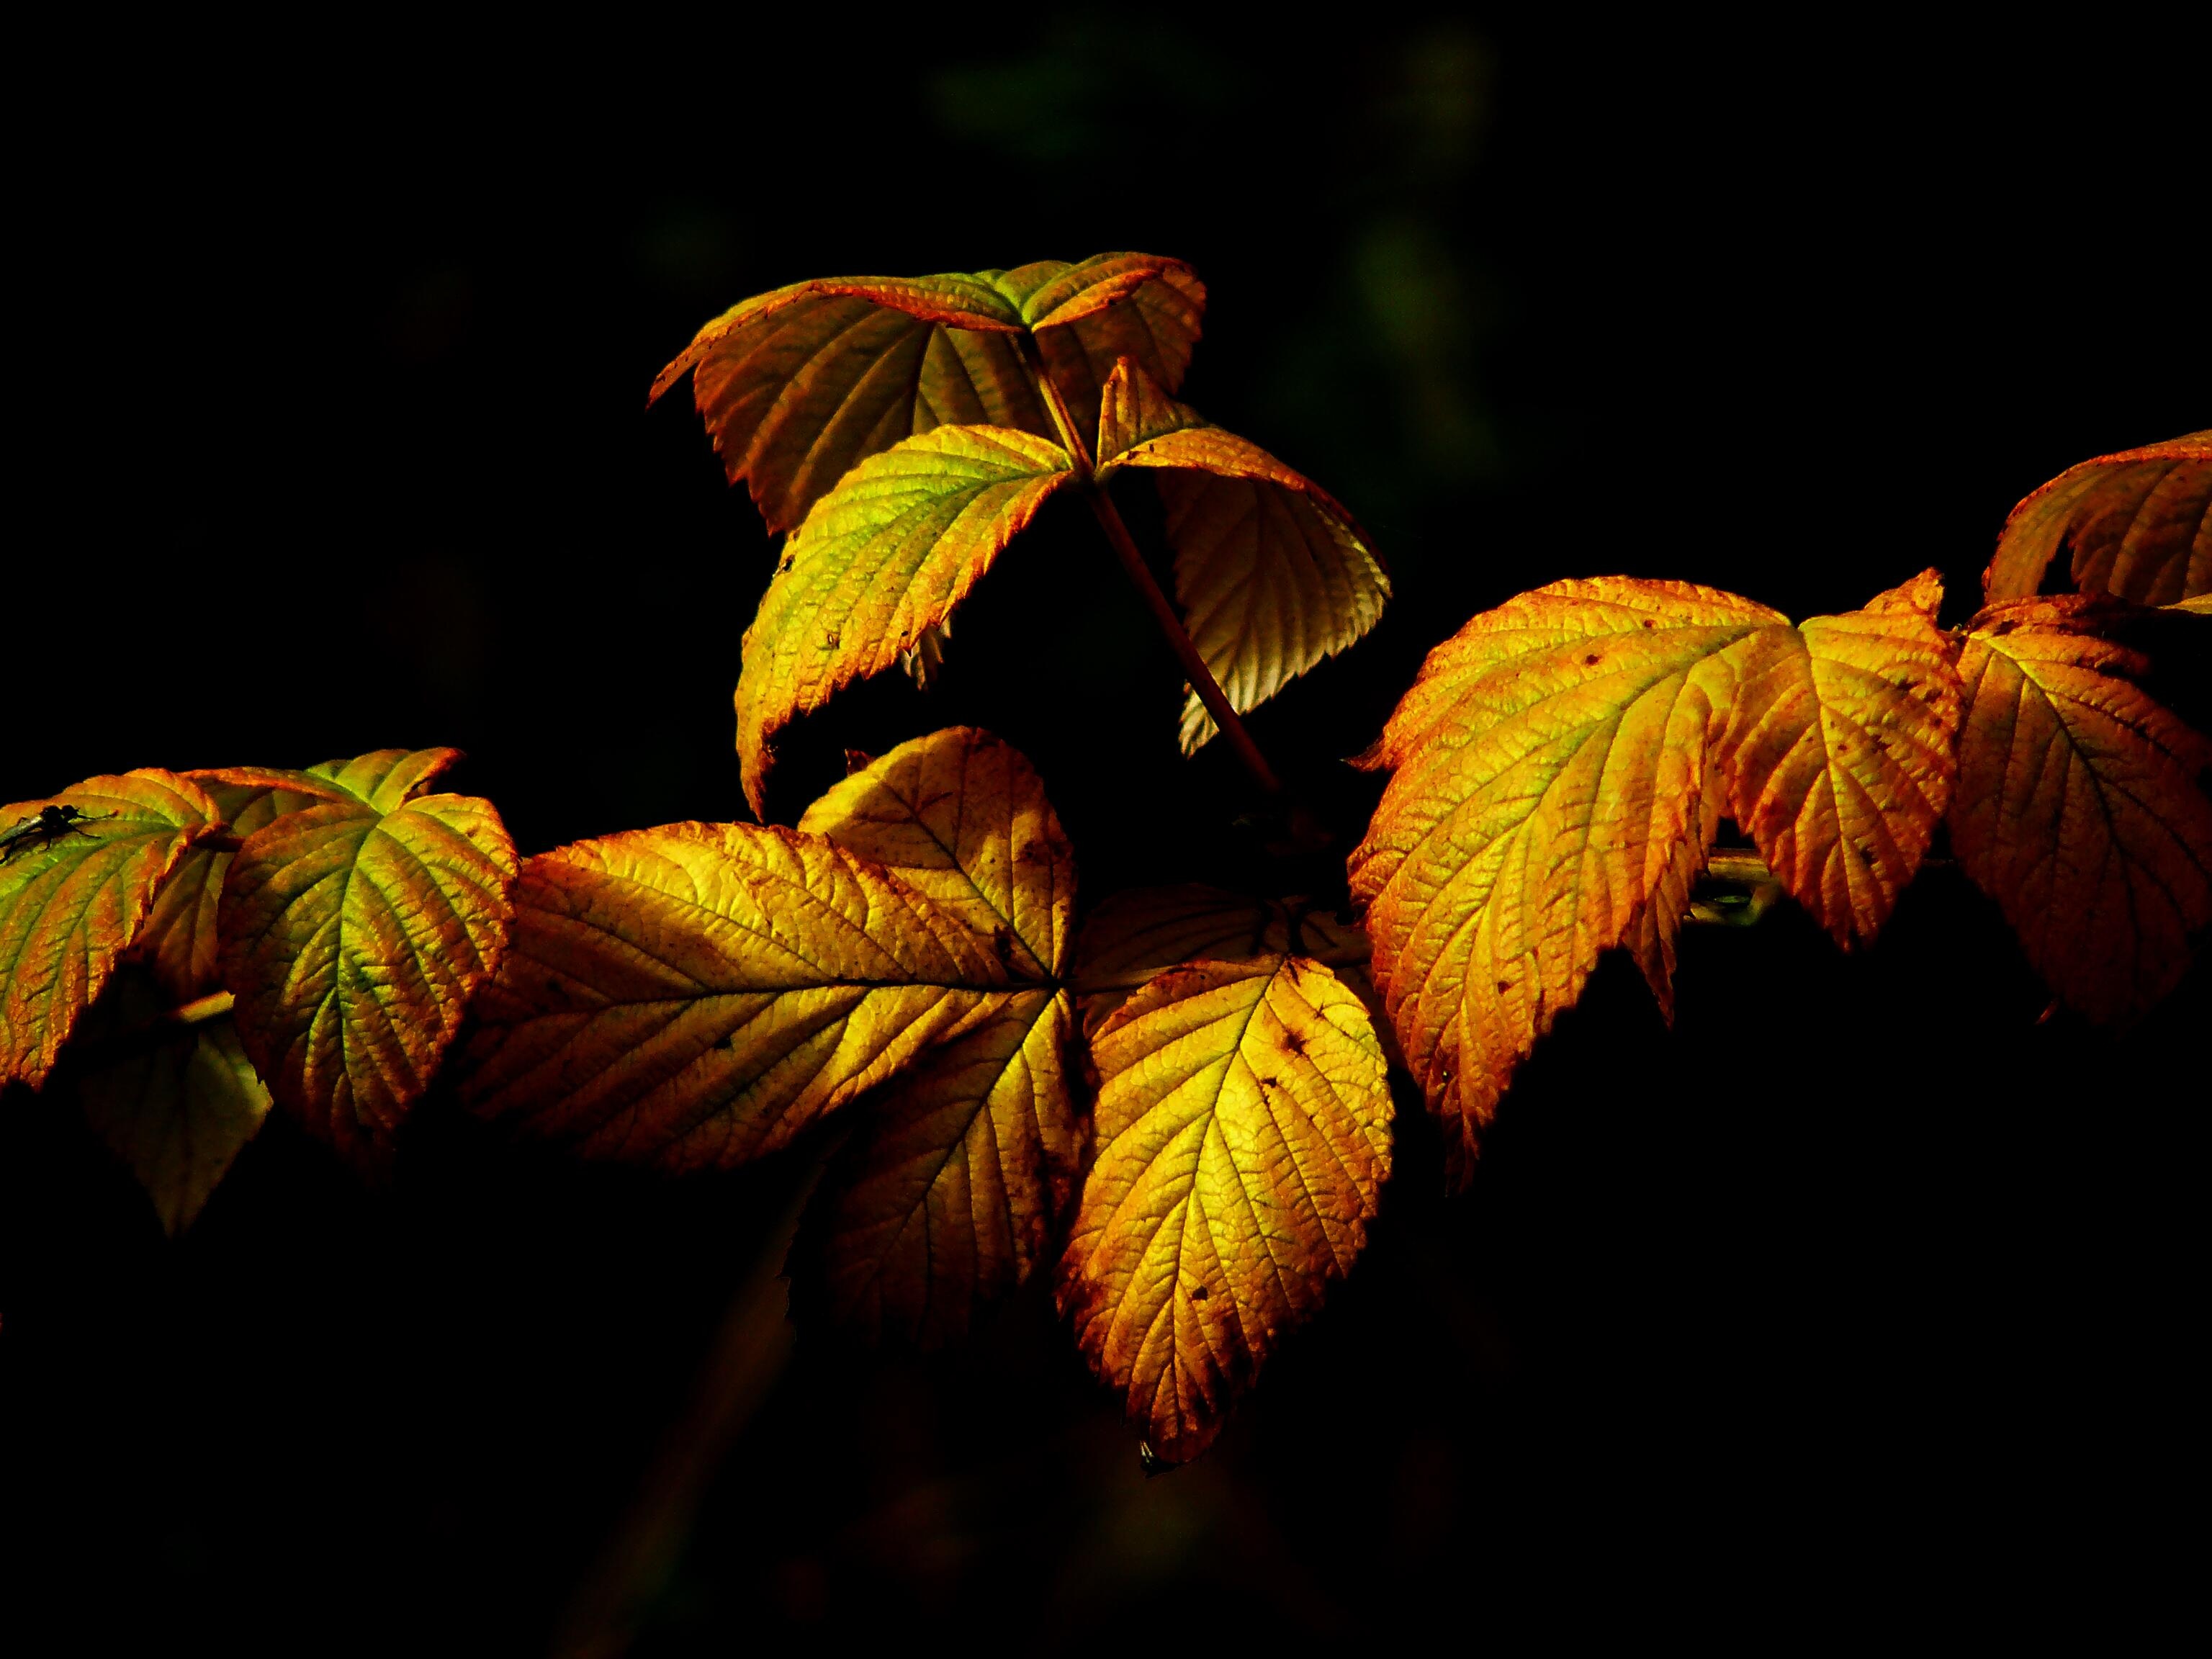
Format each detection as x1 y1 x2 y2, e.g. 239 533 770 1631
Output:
1018 338 1285 797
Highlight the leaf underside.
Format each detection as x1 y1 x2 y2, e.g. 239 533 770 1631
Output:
1058 955 1390 1465
1983 429 2211 606
1348 574 1959 1183
1950 597 2212 1024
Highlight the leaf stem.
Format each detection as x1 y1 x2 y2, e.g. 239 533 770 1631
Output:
1018 338 1285 797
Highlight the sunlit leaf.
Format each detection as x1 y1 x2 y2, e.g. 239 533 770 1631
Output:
790 987 1079 1347
461 822 1020 1170
1712 571 1962 946
1071 884 1369 1035
71 967 271 1235
650 255 1201 533
1950 596 2212 1023
1347 580 1782 1182
737 426 1076 814
217 755 517 1157
1058 955 1390 1465
1 770 222 1089
1095 359 1389 752
1983 429 2211 605
797 726 1076 977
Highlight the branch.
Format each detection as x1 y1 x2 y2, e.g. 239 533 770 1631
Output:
1019 339 1285 797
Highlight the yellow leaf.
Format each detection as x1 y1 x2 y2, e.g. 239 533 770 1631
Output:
1346 578 1779 1182
1983 429 2211 605
798 726 1075 977
1951 597 2212 1023
1071 884 1370 1036
791 988 1079 1347
1712 571 1963 946
217 772 518 1159
1058 955 1390 1465
1094 359 1389 752
1 770 222 1089
461 822 1019 1170
736 425 1076 815
71 968 271 1236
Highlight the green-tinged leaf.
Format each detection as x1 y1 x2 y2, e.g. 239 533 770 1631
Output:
460 822 1025 1170
1951 597 2212 1023
1058 956 1391 1464
71 967 270 1235
799 727 1076 977
737 425 1076 814
1095 359 1388 752
790 988 1080 1347
1071 884 1370 1036
217 786 518 1159
1983 429 2211 605
1 770 222 1088
649 255 1200 534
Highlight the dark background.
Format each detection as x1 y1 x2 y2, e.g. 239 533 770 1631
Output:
5 14 2206 1651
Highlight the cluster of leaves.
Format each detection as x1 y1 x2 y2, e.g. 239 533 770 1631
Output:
4 239 2203 1467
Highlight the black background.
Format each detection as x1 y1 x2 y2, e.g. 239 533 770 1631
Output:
5 14 2206 1651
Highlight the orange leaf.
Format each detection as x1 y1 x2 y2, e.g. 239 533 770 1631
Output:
1071 884 1370 1036
650 256 1201 534
1347 579 1782 1182
790 987 1079 1347
736 426 1076 814
1983 429 2211 606
1950 597 2212 1023
1095 359 1389 752
217 756 517 1158
1058 955 1390 1465
797 726 1075 978
461 822 1020 1170
1712 571 1963 946
1 770 222 1088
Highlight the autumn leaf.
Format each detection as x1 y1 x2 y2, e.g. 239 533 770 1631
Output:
131 769 355 1002
1347 579 1780 1181
736 426 1076 814
651 255 1202 534
1094 359 1390 752
215 750 517 1157
1071 884 1370 1036
1983 429 2211 606
786 728 1084 1345
461 820 1022 1170
69 966 271 1235
1711 571 1962 946
1058 955 1390 1465
1949 596 2212 1023
1 770 222 1089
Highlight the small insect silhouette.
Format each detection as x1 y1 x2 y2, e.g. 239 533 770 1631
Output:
1137 1440 1171 1478
0 804 113 865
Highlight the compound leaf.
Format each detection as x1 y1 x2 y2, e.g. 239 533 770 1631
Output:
1347 580 1782 1182
1057 955 1390 1465
798 726 1075 978
1712 571 1963 946
651 255 1200 534
737 426 1076 814
1096 359 1389 752
217 763 518 1158
1950 596 2212 1023
1 770 222 1089
1071 884 1370 1036
71 967 271 1236
1983 429 2211 606
791 986 1079 1347
461 821 1022 1170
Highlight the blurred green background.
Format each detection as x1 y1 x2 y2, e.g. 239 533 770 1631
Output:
5 13 2206 1652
